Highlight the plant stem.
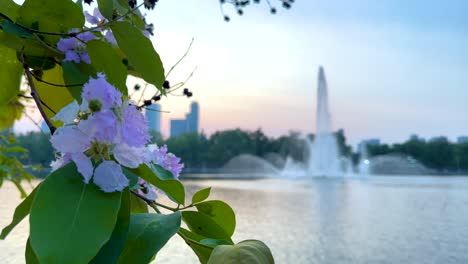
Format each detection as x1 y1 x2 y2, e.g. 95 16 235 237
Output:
20 52 56 134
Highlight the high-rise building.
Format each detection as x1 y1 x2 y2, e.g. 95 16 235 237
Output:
169 102 200 138
170 119 187 138
186 102 199 133
145 103 161 132
457 136 468 144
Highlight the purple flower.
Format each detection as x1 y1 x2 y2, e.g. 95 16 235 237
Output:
93 161 129 192
82 73 122 110
48 73 170 193
85 8 106 25
105 30 117 45
120 104 150 147
113 144 145 168
78 110 118 143
50 126 91 154
164 153 184 179
147 144 184 178
70 152 94 183
57 30 97 64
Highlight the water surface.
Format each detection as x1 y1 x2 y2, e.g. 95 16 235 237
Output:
1 175 468 263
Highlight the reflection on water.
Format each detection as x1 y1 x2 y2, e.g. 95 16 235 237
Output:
1 176 468 263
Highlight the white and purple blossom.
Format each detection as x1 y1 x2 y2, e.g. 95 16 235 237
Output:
82 73 122 110
50 73 149 192
50 73 184 194
146 144 184 178
57 30 97 64
84 8 106 25
120 104 150 147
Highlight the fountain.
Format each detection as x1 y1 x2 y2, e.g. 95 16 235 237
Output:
281 66 344 177
307 66 342 176
224 66 365 178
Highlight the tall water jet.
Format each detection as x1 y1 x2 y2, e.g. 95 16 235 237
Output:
308 66 342 176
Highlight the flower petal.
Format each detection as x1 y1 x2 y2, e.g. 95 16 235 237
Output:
82 73 122 110
50 153 72 171
113 144 144 168
120 104 150 147
50 126 91 154
78 110 118 143
105 30 117 45
93 160 129 192
57 38 76 52
51 100 79 125
64 50 81 63
71 153 93 184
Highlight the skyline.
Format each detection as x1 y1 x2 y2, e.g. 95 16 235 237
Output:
13 0 468 145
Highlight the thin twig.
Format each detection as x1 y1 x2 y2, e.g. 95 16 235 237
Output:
18 93 56 114
20 52 56 134
165 38 194 79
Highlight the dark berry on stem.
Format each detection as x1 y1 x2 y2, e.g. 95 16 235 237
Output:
163 80 170 89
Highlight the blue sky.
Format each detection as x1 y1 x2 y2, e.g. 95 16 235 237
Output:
15 0 468 146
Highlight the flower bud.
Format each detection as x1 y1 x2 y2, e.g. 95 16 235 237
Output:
88 99 103 113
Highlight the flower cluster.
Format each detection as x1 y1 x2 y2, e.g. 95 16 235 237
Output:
84 8 118 45
57 30 97 64
49 73 184 193
57 7 154 64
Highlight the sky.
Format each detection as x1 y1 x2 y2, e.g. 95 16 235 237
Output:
14 0 468 146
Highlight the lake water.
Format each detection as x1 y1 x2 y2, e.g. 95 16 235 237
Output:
1 175 468 263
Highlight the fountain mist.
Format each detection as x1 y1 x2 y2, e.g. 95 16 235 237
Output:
307 66 342 176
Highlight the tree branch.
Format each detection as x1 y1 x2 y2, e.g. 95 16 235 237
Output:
20 52 56 134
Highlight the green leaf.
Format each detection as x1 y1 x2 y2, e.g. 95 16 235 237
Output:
178 227 214 264
30 163 122 264
0 46 22 107
25 238 39 264
97 0 114 20
0 99 23 129
0 185 38 239
130 164 185 205
18 0 85 43
111 21 165 90
207 240 274 264
182 211 233 241
0 31 60 57
0 20 33 39
0 0 20 20
192 187 211 204
201 238 233 247
130 193 148 213
86 40 128 94
35 65 75 119
196 200 236 237
62 61 95 102
21 54 56 70
117 212 181 264
151 164 175 180
122 168 139 189
90 189 131 264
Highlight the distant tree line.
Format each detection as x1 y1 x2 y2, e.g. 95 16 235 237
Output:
11 129 468 174
367 137 468 172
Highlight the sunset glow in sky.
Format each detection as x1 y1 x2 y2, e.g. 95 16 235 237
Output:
14 0 468 145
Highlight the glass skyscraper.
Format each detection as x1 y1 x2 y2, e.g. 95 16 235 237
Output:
170 102 199 138
145 103 161 132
